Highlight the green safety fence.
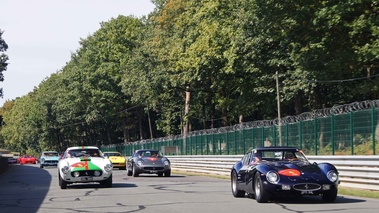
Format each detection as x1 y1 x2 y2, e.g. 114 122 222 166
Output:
102 101 379 156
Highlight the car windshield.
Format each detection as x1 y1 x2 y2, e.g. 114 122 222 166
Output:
69 149 100 157
105 152 122 157
44 152 59 157
136 150 160 157
257 150 308 162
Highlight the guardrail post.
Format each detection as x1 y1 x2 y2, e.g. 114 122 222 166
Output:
350 112 354 155
372 107 376 155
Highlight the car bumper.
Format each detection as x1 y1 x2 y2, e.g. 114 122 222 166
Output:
263 181 338 195
112 162 126 168
41 160 59 166
135 165 171 174
21 160 36 164
60 170 112 183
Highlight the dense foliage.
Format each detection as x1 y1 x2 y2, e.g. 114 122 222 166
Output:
0 0 378 154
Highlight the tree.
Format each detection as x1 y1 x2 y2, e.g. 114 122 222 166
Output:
0 29 9 97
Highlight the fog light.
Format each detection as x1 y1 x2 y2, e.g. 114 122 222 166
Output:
94 170 101 176
322 184 331 190
73 171 80 177
282 185 291 190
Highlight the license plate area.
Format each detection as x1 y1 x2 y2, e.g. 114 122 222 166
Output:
301 191 314 195
81 177 93 181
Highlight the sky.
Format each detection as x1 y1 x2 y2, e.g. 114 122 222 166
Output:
0 0 155 106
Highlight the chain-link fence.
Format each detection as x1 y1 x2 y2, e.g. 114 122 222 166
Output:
101 100 379 156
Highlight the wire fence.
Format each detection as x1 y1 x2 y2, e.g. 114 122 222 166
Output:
101 100 379 156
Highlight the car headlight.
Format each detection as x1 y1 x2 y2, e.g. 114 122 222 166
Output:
137 160 143 166
327 170 338 182
164 160 170 166
266 171 280 184
61 166 70 174
104 163 113 172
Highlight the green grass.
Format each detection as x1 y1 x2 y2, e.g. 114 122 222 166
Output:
173 170 379 200
338 187 379 199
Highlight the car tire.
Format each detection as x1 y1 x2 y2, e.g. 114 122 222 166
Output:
321 187 338 202
100 175 113 188
58 174 67 189
231 170 245 197
127 166 133 176
132 165 139 177
164 170 171 177
40 164 43 168
254 172 269 203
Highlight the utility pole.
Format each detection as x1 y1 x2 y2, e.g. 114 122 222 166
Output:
276 71 282 146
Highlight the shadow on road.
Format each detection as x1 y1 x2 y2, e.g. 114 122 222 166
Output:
0 164 51 212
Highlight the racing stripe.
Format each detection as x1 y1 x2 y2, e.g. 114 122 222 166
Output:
83 156 89 170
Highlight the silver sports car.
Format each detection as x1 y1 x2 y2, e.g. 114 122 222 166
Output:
127 149 171 177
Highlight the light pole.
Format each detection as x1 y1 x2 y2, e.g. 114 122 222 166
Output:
276 71 282 146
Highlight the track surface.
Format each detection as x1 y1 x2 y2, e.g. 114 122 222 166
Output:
0 164 378 213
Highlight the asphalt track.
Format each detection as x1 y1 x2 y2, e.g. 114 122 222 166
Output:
0 164 378 213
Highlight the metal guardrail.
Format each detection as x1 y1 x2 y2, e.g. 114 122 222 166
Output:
169 155 379 191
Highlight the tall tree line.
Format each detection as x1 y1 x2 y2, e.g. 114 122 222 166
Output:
0 0 378 154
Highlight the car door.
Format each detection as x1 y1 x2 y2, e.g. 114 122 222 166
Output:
237 152 252 191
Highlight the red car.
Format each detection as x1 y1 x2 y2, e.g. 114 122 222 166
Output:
18 155 37 165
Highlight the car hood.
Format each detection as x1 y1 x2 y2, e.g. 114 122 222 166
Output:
22 157 36 159
263 161 323 175
140 156 168 164
63 157 111 171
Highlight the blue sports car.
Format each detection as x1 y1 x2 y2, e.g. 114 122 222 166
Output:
231 147 339 203
39 151 60 168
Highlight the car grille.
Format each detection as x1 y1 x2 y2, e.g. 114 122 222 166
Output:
70 170 102 177
44 160 58 164
144 167 164 170
293 183 321 191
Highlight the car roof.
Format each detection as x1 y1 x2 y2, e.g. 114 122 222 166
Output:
66 146 99 150
250 146 300 152
135 149 159 152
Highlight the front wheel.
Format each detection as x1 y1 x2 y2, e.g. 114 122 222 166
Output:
58 174 67 189
164 169 171 177
231 170 245 197
100 175 113 188
132 165 139 177
322 188 338 202
127 165 133 176
254 173 270 203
